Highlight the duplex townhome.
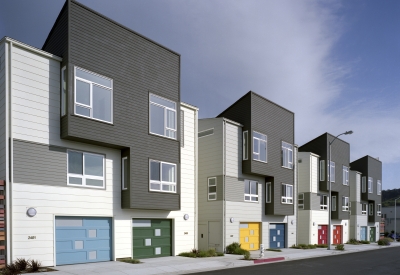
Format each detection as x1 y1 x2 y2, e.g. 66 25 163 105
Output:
198 91 297 252
0 0 198 266
298 133 351 245
349 156 382 242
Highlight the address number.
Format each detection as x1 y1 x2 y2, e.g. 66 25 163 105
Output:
28 236 36 239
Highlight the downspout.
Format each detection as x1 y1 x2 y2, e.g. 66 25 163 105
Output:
194 108 198 249
295 145 299 245
222 119 226 253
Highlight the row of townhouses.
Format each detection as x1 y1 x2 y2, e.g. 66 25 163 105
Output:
0 0 382 267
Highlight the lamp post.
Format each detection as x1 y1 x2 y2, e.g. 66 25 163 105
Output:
395 197 400 242
327 130 353 250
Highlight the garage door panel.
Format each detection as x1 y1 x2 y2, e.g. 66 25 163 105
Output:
239 222 260 251
152 237 171 246
98 229 111 238
85 239 110 249
56 240 73 250
57 229 86 238
84 218 111 227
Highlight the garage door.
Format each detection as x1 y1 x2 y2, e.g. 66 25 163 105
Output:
239 222 260 251
360 226 367 241
318 225 327 244
270 223 285 248
55 217 112 265
132 219 172 259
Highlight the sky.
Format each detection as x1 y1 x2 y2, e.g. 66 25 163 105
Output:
1 0 399 190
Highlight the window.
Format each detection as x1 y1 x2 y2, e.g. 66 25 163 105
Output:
266 182 271 203
328 161 335 182
74 67 113 123
61 66 66 116
149 94 177 139
320 195 328 210
244 180 258 202
377 180 381 195
361 204 367 215
342 166 349 185
377 204 381 216
198 128 214 138
282 142 293 169
368 177 373 193
243 131 248 160
332 196 336 211
122 157 128 190
362 177 366 193
369 203 373 216
208 177 217 200
281 184 293 204
149 160 176 193
320 160 325 181
342 197 349 211
181 110 184 147
67 150 104 188
298 193 304 209
253 131 267 162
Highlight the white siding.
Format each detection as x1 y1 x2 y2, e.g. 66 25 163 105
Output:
225 122 241 178
309 210 329 244
311 154 318 193
0 41 6 180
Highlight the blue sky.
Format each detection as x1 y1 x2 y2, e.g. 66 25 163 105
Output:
1 0 399 190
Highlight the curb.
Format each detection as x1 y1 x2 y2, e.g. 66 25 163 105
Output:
253 257 285 264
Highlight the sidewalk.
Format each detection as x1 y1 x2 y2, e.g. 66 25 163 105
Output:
40 242 400 275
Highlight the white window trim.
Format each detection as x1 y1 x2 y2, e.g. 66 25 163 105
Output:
320 195 328 210
208 177 217 201
243 131 248 160
281 183 293 204
282 141 293 169
320 160 325 181
362 177 366 193
266 182 271 203
342 196 349 211
180 110 184 148
332 196 336 211
377 204 381 216
328 161 335 182
244 180 258 202
122 157 128 190
369 203 373 216
361 204 367 215
298 193 304 209
342 166 349 185
368 177 373 193
377 180 381 195
252 131 267 163
67 150 105 189
149 93 177 140
149 159 177 193
61 66 66 116
74 67 113 124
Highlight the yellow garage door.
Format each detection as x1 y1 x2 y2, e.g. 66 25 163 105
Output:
239 222 260 250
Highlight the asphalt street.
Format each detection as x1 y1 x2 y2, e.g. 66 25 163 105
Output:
191 246 400 275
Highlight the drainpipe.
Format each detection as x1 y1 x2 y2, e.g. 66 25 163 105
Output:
222 119 226 253
194 108 198 249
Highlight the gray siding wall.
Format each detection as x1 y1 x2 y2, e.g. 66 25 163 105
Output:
303 193 321 211
0 42 6 180
13 140 67 186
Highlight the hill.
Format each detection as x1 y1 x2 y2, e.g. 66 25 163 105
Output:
382 189 400 207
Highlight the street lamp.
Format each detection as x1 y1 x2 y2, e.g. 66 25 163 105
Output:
327 130 353 250
395 197 400 242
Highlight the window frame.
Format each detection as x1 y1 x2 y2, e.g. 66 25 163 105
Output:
342 196 349 211
361 203 367 215
298 193 304 209
377 204 381 216
281 183 293 204
208 177 217 201
244 180 258 202
74 67 113 124
122 156 128 190
368 177 373 193
149 93 177 139
149 159 177 193
332 196 336 211
362 177 366 193
243 131 248 160
377 180 381 195
281 141 293 169
61 66 67 116
320 195 328 210
328 161 335 182
320 160 325 181
67 150 105 189
180 110 184 147
369 203 373 216
266 182 271 203
342 166 349 185
252 131 267 163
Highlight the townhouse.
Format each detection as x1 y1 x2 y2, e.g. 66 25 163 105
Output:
298 133 351 245
0 0 198 266
349 156 382 241
198 91 297 252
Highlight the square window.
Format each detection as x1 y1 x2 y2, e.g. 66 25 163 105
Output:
208 177 217 201
282 142 293 169
253 131 267 162
67 150 104 188
88 229 97 238
150 94 177 139
320 195 328 210
149 160 177 193
145 239 152 246
155 247 161 255
89 251 97 260
281 184 293 204
155 229 161 236
342 166 349 185
244 180 258 202
75 241 83 249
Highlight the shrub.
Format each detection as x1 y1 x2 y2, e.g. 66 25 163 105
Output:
315 244 328 248
378 238 392 246
216 252 224 256
291 244 317 249
360 240 370 244
118 258 141 264
191 248 200 256
1 263 20 275
207 248 217 257
226 242 241 254
14 258 29 271
28 259 42 272
232 247 250 259
197 251 209 257
266 248 282 252
178 252 197 257
335 244 345 251
347 239 361 245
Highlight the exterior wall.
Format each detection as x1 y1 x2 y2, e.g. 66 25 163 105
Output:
0 40 6 180
382 206 400 233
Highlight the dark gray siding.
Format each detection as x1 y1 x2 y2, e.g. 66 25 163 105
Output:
13 139 67 186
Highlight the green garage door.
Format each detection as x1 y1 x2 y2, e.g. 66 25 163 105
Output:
132 219 172 259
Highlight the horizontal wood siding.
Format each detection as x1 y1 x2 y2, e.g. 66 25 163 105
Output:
0 42 6 180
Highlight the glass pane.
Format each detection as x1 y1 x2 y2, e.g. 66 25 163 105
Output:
209 186 217 193
76 80 90 105
250 182 257 195
150 161 160 181
76 105 90 117
243 132 248 159
282 185 286 196
123 158 128 189
84 154 103 177
150 182 160 190
244 182 250 194
283 150 287 166
76 68 111 88
251 196 258 202
162 163 175 183
69 176 82 185
150 104 165 136
150 94 176 109
253 138 259 153
287 185 293 197
209 194 216 200
260 140 266 161
288 150 293 164
86 179 103 187
162 184 176 192
208 178 216 185
166 129 176 139
253 132 265 140
166 109 176 130
68 151 83 174
245 195 250 201
93 85 112 122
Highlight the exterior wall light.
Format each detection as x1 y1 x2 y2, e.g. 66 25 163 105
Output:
27 207 37 217
230 217 235 223
183 214 189 220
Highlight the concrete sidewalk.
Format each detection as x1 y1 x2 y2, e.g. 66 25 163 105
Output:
41 242 400 275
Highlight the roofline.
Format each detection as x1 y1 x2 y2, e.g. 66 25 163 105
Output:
1 36 62 61
351 155 382 164
300 132 350 149
181 102 199 111
298 151 320 158
198 117 243 127
42 0 67 51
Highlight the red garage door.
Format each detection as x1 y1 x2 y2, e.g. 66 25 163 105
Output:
333 225 342 244
318 225 327 245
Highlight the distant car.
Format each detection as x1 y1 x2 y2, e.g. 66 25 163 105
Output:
388 233 399 240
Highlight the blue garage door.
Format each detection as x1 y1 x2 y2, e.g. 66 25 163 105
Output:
55 217 112 265
270 223 285 248
360 226 367 241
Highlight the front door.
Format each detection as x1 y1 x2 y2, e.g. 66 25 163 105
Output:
208 221 221 251
270 223 285 248
333 225 342 244
239 222 260 250
360 226 367 241
369 227 376 242
318 225 328 244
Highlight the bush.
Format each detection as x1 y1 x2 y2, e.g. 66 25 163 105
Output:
14 258 28 271
378 238 392 246
178 252 197 257
291 244 316 249
197 251 209 257
360 240 370 244
178 248 224 258
1 263 20 275
207 248 217 256
226 242 241 254
347 239 361 245
266 248 282 252
315 244 328 248
335 244 345 251
216 252 224 256
118 258 141 264
28 259 42 272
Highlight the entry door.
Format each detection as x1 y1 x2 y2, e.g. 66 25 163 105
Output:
369 227 376 242
360 226 367 241
270 224 285 248
208 221 221 251
239 222 260 251
333 225 342 244
318 225 328 244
